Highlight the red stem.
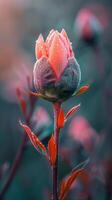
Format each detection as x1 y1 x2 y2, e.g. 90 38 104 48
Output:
0 104 35 199
0 134 27 199
52 103 61 200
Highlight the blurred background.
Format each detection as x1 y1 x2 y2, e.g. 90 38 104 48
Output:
0 0 112 199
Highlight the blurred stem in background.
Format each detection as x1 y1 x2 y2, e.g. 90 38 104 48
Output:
0 135 27 200
0 90 36 200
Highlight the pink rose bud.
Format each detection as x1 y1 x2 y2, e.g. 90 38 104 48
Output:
33 29 81 102
74 8 103 45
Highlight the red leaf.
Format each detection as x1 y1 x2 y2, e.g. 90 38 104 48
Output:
65 104 80 120
57 108 65 128
59 159 89 200
76 85 89 96
20 122 47 153
48 135 57 166
16 88 27 117
59 180 67 200
59 169 83 200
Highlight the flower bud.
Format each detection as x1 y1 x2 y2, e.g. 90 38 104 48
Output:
74 9 103 46
33 29 81 102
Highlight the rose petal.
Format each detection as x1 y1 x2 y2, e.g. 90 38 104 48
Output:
46 30 55 51
35 34 48 59
48 31 68 78
59 33 70 58
46 29 55 43
61 29 74 57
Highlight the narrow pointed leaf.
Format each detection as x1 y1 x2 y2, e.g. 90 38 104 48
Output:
20 122 47 153
57 108 65 128
48 135 57 166
59 181 67 200
59 159 89 200
75 85 89 96
65 104 80 121
59 169 83 200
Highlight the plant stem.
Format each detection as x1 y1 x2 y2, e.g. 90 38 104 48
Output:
0 103 35 199
52 103 61 200
0 134 27 199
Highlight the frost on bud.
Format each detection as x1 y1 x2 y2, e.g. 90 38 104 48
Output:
33 30 81 102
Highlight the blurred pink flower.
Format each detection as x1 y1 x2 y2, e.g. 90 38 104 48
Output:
87 3 109 28
74 8 102 42
31 106 51 130
74 5 109 44
69 116 99 151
